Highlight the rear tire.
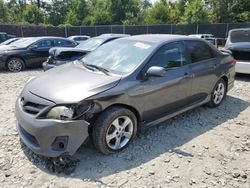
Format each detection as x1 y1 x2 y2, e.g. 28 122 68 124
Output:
208 78 227 108
92 106 137 155
6 57 25 72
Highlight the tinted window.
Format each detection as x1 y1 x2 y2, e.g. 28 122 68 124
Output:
230 30 250 43
36 39 53 48
185 40 215 63
148 42 187 69
75 37 89 41
54 39 75 47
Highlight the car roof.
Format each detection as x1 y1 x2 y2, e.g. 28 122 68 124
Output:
68 35 90 38
96 33 130 39
124 34 198 44
229 28 250 33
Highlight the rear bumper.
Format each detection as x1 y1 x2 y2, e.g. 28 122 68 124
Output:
15 97 89 157
235 61 250 74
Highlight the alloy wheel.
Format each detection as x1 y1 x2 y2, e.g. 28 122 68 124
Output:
8 59 23 72
213 82 225 105
106 116 134 150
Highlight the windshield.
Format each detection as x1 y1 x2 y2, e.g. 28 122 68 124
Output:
230 30 250 43
81 39 155 75
1 38 14 45
10 38 36 48
76 38 104 51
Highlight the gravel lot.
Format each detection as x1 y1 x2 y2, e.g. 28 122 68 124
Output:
0 69 249 188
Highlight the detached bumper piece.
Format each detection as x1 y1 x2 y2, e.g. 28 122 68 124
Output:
15 95 89 158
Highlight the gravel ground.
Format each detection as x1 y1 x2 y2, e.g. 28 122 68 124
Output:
0 69 249 188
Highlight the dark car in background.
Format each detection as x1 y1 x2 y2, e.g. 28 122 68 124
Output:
15 35 235 158
0 37 78 72
225 28 250 74
0 32 9 43
43 34 129 71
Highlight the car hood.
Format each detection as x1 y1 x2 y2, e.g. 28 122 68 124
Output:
25 61 121 104
226 42 250 51
0 45 25 53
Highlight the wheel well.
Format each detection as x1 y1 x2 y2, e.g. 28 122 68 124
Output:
105 104 141 122
88 103 141 136
221 75 228 91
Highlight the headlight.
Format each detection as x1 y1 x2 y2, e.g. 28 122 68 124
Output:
47 106 74 120
46 101 94 120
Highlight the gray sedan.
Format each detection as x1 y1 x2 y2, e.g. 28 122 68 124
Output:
15 34 235 157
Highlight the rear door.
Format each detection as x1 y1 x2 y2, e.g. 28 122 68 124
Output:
184 40 218 103
142 41 193 122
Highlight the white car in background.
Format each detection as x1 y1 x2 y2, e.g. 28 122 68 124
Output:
225 28 250 74
189 34 214 39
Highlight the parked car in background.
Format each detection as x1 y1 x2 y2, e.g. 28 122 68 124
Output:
225 28 250 74
43 34 129 71
189 34 214 39
0 37 77 72
0 32 9 43
188 34 223 48
16 34 235 158
0 37 20 46
67 35 90 43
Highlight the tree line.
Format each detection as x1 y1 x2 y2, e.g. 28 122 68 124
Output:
0 0 249 26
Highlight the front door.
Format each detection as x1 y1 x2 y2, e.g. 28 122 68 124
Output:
142 42 193 122
26 39 54 67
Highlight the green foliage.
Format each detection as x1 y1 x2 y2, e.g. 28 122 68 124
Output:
144 0 171 24
181 0 209 24
0 0 250 26
23 4 45 24
0 0 9 23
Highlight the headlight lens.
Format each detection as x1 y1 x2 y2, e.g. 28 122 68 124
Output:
46 101 94 120
47 106 74 120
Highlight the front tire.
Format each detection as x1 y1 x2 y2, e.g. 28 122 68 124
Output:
92 106 137 155
208 78 227 108
6 57 25 72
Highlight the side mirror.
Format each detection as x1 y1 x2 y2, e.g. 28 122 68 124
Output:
145 66 165 78
29 44 38 50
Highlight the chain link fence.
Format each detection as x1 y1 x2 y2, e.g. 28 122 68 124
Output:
1 23 250 38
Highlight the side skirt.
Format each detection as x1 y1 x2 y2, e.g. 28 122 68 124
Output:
142 96 210 128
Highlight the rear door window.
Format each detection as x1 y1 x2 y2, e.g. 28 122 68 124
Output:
54 39 76 47
184 40 215 63
36 39 53 48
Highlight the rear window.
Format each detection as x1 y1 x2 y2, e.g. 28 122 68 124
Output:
230 30 250 43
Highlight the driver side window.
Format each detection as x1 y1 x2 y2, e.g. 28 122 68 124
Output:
148 42 187 69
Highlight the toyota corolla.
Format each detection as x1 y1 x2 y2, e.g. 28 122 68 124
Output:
15 34 235 157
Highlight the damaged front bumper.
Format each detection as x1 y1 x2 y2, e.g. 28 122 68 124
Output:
15 95 89 158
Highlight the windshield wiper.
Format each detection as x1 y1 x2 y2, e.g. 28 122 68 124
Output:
85 64 110 75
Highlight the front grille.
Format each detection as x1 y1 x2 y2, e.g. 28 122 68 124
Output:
21 98 47 115
19 124 39 147
231 50 250 61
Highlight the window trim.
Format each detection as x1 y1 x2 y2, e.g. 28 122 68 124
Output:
145 41 188 69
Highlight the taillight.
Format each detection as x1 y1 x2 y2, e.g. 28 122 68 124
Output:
232 59 237 65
